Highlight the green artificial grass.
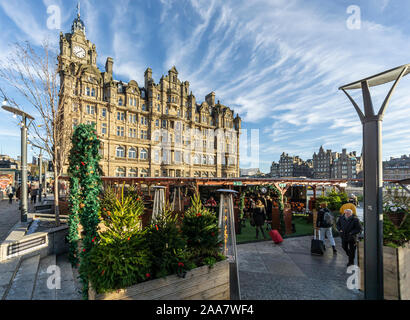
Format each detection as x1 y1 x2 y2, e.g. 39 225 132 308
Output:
236 216 314 244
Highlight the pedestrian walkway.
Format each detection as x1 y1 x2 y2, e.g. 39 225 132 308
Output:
0 200 21 243
238 236 363 300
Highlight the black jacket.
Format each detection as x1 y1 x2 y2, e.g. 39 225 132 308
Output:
336 215 362 242
316 208 332 228
253 206 266 226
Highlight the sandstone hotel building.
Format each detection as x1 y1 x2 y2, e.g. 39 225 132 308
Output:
58 9 241 178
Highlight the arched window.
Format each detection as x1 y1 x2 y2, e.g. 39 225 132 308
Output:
116 167 125 177
116 146 125 158
128 147 137 159
140 168 148 177
140 148 148 160
128 168 137 177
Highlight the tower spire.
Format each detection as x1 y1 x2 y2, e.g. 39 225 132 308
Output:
77 1 81 18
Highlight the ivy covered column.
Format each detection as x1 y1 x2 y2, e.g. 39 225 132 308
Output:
67 124 102 299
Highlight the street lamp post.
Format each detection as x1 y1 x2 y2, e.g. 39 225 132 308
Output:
2 99 35 223
339 64 410 300
31 143 46 203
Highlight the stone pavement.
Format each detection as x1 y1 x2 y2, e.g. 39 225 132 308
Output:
0 200 21 243
238 236 364 300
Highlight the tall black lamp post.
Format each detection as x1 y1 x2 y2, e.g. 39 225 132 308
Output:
339 64 410 300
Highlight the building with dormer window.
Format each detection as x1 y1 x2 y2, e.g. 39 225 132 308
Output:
58 7 241 178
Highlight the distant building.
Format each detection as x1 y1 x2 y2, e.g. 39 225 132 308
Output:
331 149 361 180
312 146 333 179
278 152 313 178
240 168 261 177
270 161 280 178
383 155 410 181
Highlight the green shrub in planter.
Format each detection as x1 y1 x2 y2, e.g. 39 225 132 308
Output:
146 205 189 279
384 212 410 248
86 232 151 294
182 193 224 267
86 185 150 294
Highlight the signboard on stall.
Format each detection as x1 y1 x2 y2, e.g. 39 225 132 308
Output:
0 174 14 192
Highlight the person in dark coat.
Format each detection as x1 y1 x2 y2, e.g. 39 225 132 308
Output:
316 202 337 254
253 199 267 240
264 196 273 231
336 209 362 266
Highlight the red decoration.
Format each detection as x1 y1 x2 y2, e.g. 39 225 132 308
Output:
178 262 184 267
146 273 151 278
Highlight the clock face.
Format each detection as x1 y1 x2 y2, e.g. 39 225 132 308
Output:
73 46 86 58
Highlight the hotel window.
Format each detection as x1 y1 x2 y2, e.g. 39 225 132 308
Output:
194 154 200 165
72 118 78 129
155 119 159 127
157 104 161 112
208 156 214 165
157 94 160 100
117 112 125 121
86 105 95 115
202 155 207 165
140 169 148 177
102 108 107 118
129 114 137 123
128 148 137 159
72 104 78 112
116 146 125 158
118 98 123 106
91 88 95 97
140 149 148 160
177 109 181 117
140 130 148 140
142 104 147 111
117 126 124 137
162 150 169 163
129 128 137 138
128 168 137 177
154 150 160 163
165 107 169 115
154 132 160 142
115 167 125 177
175 151 181 164
86 87 90 96
101 123 107 135
140 116 148 126
162 120 167 128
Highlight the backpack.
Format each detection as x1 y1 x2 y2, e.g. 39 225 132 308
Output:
323 210 334 226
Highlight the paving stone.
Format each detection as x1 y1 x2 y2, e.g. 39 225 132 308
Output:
237 236 364 300
32 255 57 300
6 255 40 300
56 254 82 300
0 257 21 299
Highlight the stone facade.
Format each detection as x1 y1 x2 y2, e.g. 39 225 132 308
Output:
312 146 333 179
277 152 313 178
383 155 410 181
57 10 241 178
331 149 361 180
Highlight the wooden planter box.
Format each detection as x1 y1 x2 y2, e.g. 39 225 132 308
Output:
358 241 410 300
88 260 230 300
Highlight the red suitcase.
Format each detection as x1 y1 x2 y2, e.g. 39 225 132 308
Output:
269 229 283 244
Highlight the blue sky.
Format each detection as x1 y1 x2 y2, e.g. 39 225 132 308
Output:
1 0 410 173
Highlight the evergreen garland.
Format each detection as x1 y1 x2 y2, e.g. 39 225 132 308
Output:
67 124 102 299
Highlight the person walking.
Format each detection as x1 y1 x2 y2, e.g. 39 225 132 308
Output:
30 186 38 204
253 199 267 240
6 184 14 204
336 209 362 267
316 202 337 254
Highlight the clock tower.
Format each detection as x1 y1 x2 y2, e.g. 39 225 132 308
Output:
58 3 98 84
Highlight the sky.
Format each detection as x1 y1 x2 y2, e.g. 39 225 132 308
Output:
0 0 410 173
